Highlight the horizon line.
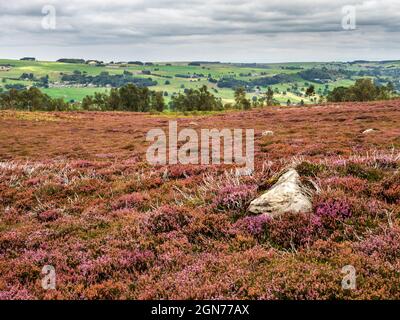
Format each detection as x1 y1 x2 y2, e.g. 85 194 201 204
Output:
1 57 400 65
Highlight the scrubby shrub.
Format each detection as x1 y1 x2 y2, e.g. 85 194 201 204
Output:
118 249 155 272
35 183 65 198
111 193 145 211
235 212 325 250
313 197 353 233
356 227 400 263
343 163 384 182
84 280 126 300
315 198 352 220
70 160 94 168
37 209 61 222
296 161 327 177
320 176 369 194
184 213 230 245
0 286 34 300
213 184 257 215
25 177 42 186
166 165 208 179
234 215 270 239
266 212 325 250
147 205 192 234
378 173 400 203
0 231 26 255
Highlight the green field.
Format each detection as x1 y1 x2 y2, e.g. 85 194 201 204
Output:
1 58 399 105
41 87 109 101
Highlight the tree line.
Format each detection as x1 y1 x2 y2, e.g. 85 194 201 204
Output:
327 79 396 102
81 84 165 112
0 85 165 112
0 84 268 112
61 71 157 88
0 87 70 111
0 78 397 112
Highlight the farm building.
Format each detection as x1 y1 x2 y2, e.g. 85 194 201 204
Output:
86 60 104 66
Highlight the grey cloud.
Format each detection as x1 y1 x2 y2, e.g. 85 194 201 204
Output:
0 0 400 61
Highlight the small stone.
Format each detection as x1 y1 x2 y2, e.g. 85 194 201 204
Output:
162 168 169 180
262 130 274 136
362 129 376 134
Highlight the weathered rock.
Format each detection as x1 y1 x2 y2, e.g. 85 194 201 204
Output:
362 128 376 134
248 169 312 217
162 168 169 180
262 130 274 136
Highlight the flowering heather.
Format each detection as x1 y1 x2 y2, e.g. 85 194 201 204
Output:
266 212 326 249
165 165 208 179
146 205 192 234
315 199 352 220
234 215 271 238
37 209 61 222
356 227 400 262
0 100 400 299
378 173 400 204
319 176 369 194
111 193 146 211
213 184 258 213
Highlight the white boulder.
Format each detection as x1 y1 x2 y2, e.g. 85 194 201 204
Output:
248 169 312 217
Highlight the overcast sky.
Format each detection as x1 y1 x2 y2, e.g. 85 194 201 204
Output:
1 0 399 62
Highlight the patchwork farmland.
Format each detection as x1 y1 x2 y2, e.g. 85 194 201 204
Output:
1 59 400 106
